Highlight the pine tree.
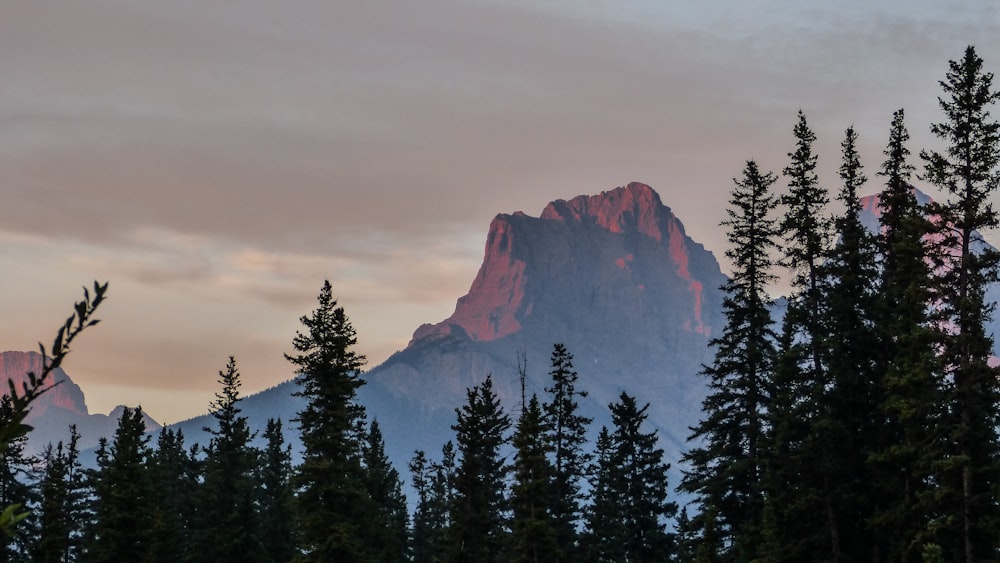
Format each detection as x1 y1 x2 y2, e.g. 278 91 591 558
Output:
409 443 455 563
146 427 198 563
920 45 1000 561
361 420 409 563
869 108 941 562
679 159 779 562
581 427 626 563
542 343 591 561
35 426 86 563
813 125 882 560
85 406 153 563
289 280 369 562
508 394 557 563
448 375 511 563
764 110 835 559
194 356 261 563
258 419 296 563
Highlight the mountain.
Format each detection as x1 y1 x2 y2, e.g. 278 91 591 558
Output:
357 182 727 465
0 350 161 453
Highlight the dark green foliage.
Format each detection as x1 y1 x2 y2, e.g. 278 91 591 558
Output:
409 444 455 563
448 375 511 563
542 343 591 560
920 45 1000 561
361 420 409 563
85 406 153 563
35 426 86 563
680 160 779 562
585 393 676 563
258 419 296 563
146 428 198 563
869 108 941 562
812 126 883 561
508 395 558 563
289 280 369 562
0 396 38 562
194 356 262 563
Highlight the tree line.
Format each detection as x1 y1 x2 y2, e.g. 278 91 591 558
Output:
1 45 998 562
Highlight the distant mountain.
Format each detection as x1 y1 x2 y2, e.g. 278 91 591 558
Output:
0 350 161 454
167 182 729 473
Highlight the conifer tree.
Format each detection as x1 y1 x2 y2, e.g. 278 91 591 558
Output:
920 45 1000 561
410 443 455 563
679 159 779 562
361 420 409 563
258 419 296 563
195 356 261 563
146 427 198 563
508 394 557 563
542 343 591 561
289 280 369 562
448 375 511 563
85 406 153 563
582 427 625 563
35 426 86 563
0 395 38 562
813 126 882 560
866 108 941 562
586 393 676 562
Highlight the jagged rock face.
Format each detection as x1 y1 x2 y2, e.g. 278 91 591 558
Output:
0 350 89 417
369 182 727 460
0 350 160 454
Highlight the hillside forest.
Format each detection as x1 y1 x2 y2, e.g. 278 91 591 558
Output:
1 45 1000 563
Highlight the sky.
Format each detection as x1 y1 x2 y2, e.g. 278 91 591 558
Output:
2 0 998 424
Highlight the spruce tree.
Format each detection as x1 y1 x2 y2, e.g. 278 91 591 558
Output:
146 427 198 563
361 420 409 563
289 280 369 562
258 419 296 563
195 356 261 563
508 394 557 563
679 159 779 562
448 375 511 563
586 393 676 562
409 443 455 563
35 426 86 563
869 108 940 562
542 343 591 561
920 45 1000 561
814 125 882 560
85 406 153 563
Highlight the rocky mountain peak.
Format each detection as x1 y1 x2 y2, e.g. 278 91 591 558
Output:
0 350 89 416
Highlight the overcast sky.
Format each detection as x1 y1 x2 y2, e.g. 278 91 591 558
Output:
2 0 998 423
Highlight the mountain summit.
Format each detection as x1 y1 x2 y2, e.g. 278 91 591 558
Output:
364 182 727 459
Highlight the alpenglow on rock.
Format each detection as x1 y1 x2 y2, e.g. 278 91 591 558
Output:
362 182 728 461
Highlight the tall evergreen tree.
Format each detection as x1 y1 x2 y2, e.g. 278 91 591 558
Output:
508 394 557 563
920 45 1000 561
764 110 835 559
258 419 296 563
813 125 882 561
146 427 198 563
586 393 676 562
409 443 455 563
85 406 152 563
542 343 591 561
361 420 409 563
35 426 86 563
679 159 779 562
448 375 511 563
195 356 261 563
289 280 369 562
